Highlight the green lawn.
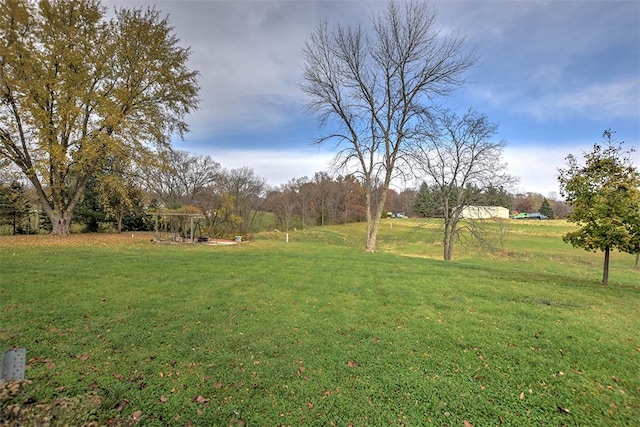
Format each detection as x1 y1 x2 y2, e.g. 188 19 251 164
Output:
1 220 638 426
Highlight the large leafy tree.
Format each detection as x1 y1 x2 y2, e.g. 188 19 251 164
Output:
558 130 640 285
301 0 476 252
0 0 198 234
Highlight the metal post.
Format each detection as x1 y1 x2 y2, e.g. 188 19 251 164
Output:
1 348 26 382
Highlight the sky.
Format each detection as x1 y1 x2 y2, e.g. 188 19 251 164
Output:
108 0 640 197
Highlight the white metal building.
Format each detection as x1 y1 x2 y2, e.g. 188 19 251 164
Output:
460 205 509 219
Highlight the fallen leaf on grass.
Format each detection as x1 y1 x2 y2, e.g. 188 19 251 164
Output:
464 421 474 427
322 388 339 398
519 392 525 400
193 395 209 404
114 399 130 412
347 360 358 368
132 410 143 420
557 406 570 414
160 396 168 403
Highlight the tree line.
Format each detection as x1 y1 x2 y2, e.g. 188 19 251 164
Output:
1 146 570 237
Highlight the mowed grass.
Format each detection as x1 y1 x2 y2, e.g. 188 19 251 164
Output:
0 220 639 426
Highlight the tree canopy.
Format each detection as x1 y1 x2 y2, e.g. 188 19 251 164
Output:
0 0 199 234
558 130 640 285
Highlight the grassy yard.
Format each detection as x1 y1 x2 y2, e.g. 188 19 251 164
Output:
0 220 638 426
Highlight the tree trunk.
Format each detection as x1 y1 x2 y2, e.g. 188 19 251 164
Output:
365 189 376 252
443 219 450 260
443 219 456 261
117 209 123 233
443 224 454 261
601 245 610 285
366 217 380 252
50 212 72 235
365 187 388 253
27 170 91 236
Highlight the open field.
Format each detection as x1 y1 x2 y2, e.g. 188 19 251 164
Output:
1 220 639 426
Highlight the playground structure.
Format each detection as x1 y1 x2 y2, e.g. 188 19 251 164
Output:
152 212 243 244
152 212 206 243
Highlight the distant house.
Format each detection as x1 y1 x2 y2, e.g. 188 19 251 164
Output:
460 205 509 219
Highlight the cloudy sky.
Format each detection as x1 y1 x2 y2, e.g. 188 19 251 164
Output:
108 0 639 197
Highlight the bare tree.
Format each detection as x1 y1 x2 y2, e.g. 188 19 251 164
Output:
313 171 332 226
413 108 515 261
295 177 314 229
265 180 298 231
143 150 220 208
301 0 476 252
176 152 222 207
512 192 545 213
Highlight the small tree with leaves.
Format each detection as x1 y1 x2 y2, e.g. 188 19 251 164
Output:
558 130 640 285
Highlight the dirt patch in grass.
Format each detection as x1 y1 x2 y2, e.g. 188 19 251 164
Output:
0 380 140 427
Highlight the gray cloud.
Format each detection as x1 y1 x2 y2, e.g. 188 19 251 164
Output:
105 0 639 193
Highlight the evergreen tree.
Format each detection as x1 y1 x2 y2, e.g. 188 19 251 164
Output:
0 181 30 234
413 183 443 218
539 198 554 219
